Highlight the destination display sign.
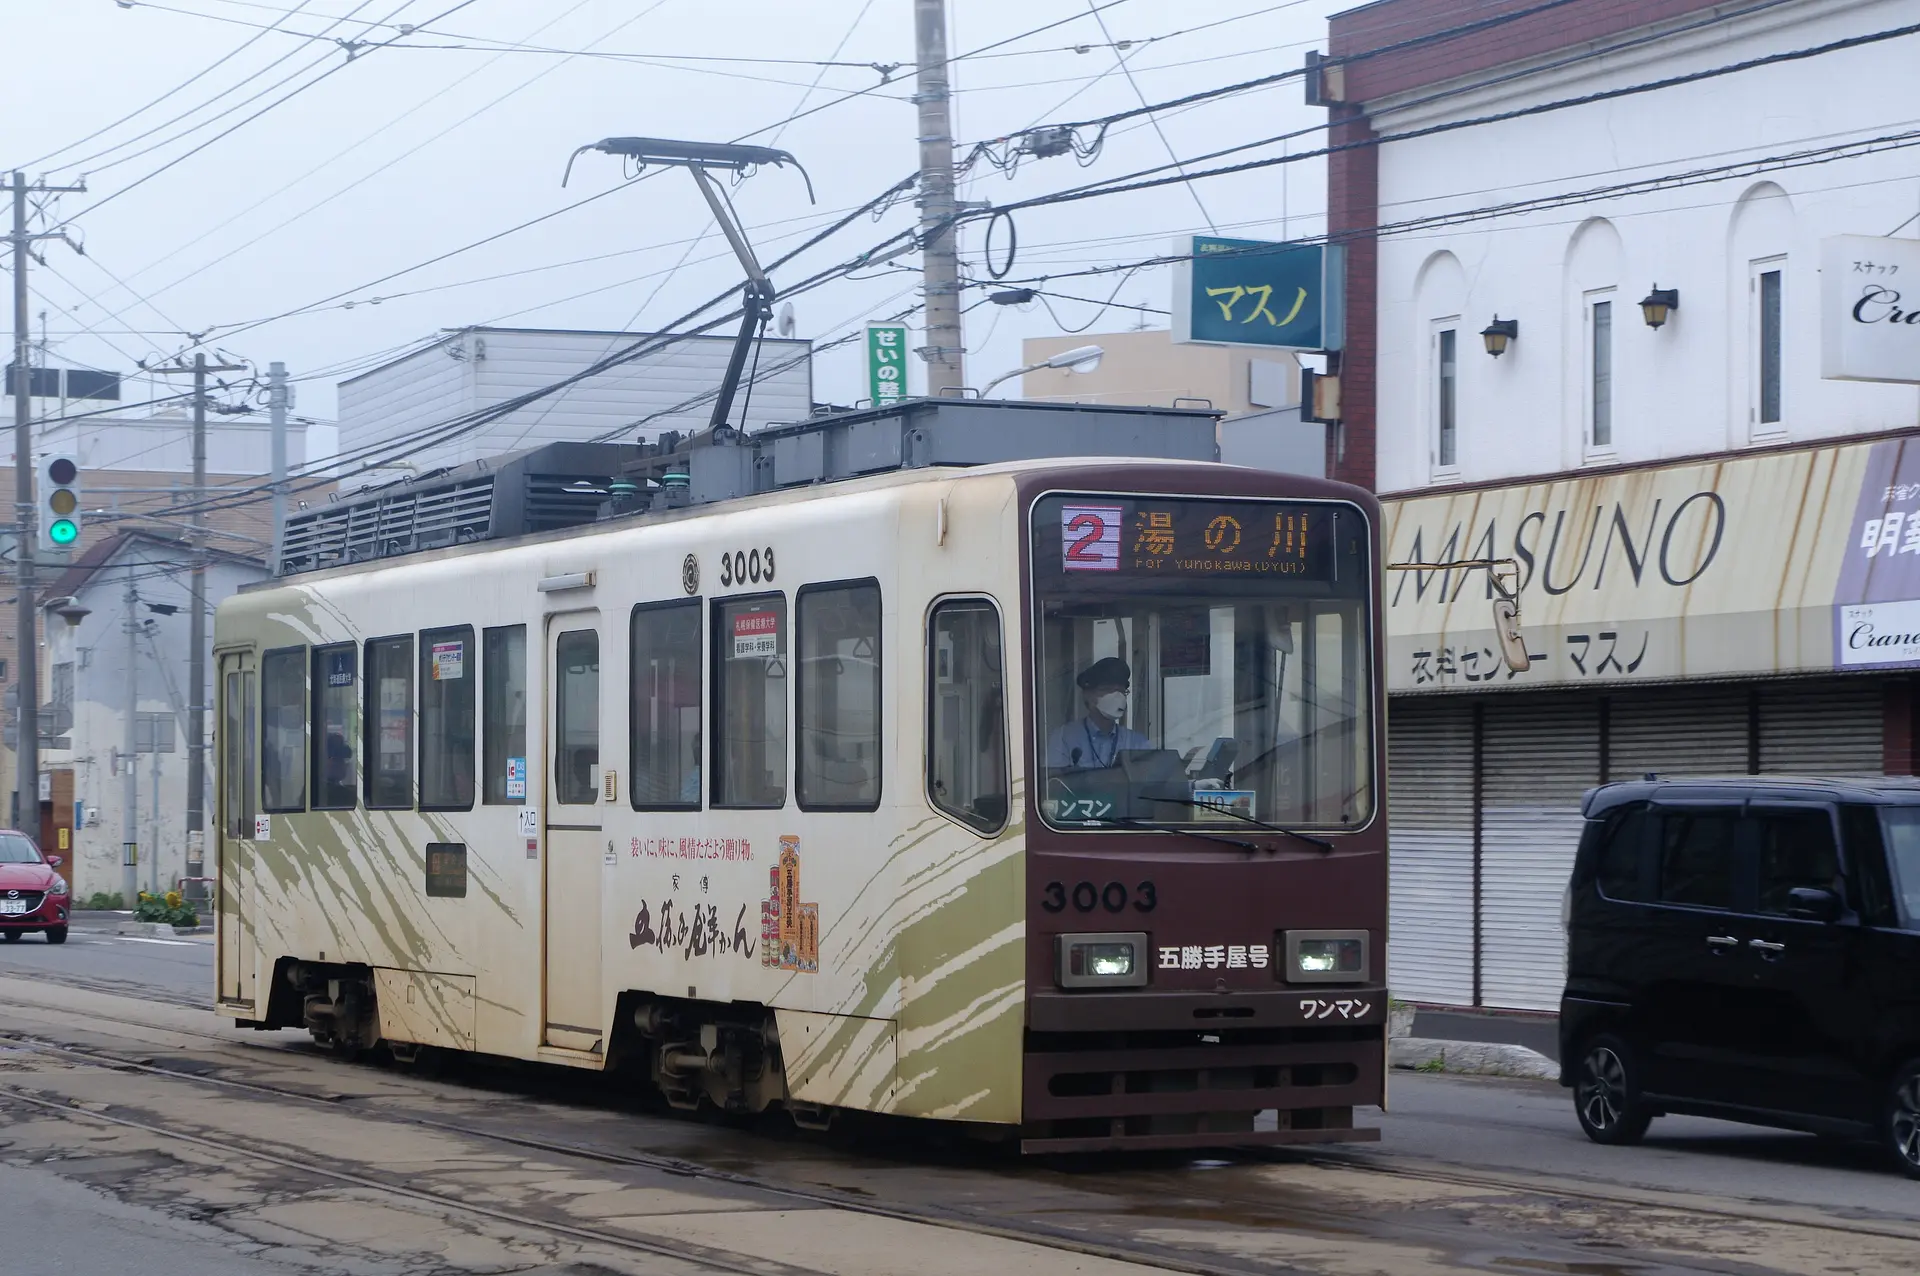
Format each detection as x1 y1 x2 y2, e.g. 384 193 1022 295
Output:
1035 495 1337 582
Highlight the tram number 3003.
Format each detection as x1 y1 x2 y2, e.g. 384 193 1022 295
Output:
718 547 776 588
1041 879 1158 914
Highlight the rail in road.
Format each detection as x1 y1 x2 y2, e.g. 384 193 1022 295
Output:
0 963 1910 1275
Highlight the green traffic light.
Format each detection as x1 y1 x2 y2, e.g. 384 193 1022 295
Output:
48 519 78 546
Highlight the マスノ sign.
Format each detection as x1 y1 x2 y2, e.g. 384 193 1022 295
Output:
1043 496 1335 582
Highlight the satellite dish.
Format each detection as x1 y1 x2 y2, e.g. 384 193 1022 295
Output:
776 302 796 338
1493 598 1530 672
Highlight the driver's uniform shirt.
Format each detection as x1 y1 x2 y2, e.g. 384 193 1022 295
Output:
1044 715 1151 769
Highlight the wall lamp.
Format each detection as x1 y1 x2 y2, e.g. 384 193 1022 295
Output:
1480 316 1519 357
1639 286 1680 329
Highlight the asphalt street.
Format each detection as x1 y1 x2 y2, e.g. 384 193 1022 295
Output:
0 912 211 1006
7 914 1915 1222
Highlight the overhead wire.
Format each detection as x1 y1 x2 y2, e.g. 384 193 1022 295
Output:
59 0 487 225
8 0 325 173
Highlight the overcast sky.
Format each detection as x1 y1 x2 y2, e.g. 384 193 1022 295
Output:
0 0 1336 451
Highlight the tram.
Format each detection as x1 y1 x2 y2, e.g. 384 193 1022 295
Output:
213 402 1386 1151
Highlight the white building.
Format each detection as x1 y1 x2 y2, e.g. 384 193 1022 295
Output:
43 534 267 904
1322 0 1920 1010
336 327 814 475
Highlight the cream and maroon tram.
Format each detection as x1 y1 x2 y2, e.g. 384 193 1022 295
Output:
214 405 1386 1151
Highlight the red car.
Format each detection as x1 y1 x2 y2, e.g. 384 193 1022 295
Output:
0 830 68 944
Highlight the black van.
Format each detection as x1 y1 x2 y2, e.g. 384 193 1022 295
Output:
1560 777 1920 1175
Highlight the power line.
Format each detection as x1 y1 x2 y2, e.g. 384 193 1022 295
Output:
125 0 674 304
60 0 485 224
9 0 326 172
49 0 392 177
953 17 1920 234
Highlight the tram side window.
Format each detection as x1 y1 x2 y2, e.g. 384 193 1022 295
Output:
482 625 527 805
927 600 1008 833
631 602 701 809
419 626 476 810
714 594 787 809
260 647 307 813
798 582 881 811
223 669 255 839
364 636 413 809
311 644 357 810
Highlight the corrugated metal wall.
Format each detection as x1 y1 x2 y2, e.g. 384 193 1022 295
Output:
1386 674 1895 1010
1385 698 1475 1005
1480 694 1599 1010
1759 678 1884 776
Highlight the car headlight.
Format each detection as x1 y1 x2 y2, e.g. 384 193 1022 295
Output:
1284 930 1369 983
1055 932 1149 989
47 876 67 896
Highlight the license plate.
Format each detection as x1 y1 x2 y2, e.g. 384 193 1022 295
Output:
0 900 28 914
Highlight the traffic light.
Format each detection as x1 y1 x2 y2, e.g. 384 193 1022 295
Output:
40 455 80 551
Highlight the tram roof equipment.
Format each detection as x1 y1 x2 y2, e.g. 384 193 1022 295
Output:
277 396 1222 577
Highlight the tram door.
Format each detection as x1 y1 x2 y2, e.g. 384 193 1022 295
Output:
543 612 604 1051
215 650 258 1010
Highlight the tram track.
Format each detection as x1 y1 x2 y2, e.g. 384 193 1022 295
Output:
0 1031 1285 1276
1 977 1914 1276
6 1026 1914 1276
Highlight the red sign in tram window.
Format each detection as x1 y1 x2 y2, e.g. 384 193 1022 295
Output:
731 610 780 659
1060 504 1123 571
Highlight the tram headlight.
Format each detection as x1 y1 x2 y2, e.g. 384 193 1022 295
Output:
1284 930 1370 984
1055 933 1149 989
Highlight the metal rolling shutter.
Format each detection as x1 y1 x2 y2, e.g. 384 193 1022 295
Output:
1386 697 1475 1006
1609 685 1749 780
1480 692 1599 1011
1759 677 1884 777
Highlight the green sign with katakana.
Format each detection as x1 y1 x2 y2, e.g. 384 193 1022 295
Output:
1173 237 1343 351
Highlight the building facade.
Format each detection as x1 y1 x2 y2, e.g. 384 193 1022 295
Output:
1322 0 1920 1008
336 326 814 476
0 408 309 867
1020 329 1323 475
42 535 267 904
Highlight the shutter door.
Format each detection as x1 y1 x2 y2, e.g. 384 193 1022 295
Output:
1609 685 1749 780
1480 692 1599 1011
1759 677 1884 777
1386 697 1475 1006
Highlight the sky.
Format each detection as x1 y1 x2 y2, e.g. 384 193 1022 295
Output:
0 0 1338 456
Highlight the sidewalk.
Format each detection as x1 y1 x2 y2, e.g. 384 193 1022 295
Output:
1411 1007 1559 1063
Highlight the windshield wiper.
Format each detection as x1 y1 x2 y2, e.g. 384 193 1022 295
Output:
1141 794 1338 854
1078 813 1262 853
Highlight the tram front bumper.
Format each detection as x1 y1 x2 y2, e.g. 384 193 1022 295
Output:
1021 986 1386 1153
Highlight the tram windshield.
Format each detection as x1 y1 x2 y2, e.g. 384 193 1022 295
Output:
1031 494 1373 832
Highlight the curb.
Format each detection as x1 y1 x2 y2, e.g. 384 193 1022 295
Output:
1390 1036 1558 1080
115 921 211 938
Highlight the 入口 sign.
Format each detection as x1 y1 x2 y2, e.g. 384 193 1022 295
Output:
1172 236 1344 351
1822 234 1920 384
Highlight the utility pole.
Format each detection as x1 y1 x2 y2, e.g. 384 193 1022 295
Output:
912 0 964 395
122 565 138 905
268 361 288 574
9 170 84 831
152 351 243 900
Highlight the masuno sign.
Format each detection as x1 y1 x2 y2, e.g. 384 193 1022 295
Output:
1383 434 1920 692
1171 237 1344 351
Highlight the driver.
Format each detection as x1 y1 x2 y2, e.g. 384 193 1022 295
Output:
1045 656 1151 770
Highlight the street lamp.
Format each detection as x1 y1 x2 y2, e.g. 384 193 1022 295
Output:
980 344 1106 398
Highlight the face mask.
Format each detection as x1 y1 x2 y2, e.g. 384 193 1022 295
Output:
1094 691 1128 719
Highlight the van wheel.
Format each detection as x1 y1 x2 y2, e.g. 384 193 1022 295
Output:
1882 1059 1920 1178
1574 1034 1652 1145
